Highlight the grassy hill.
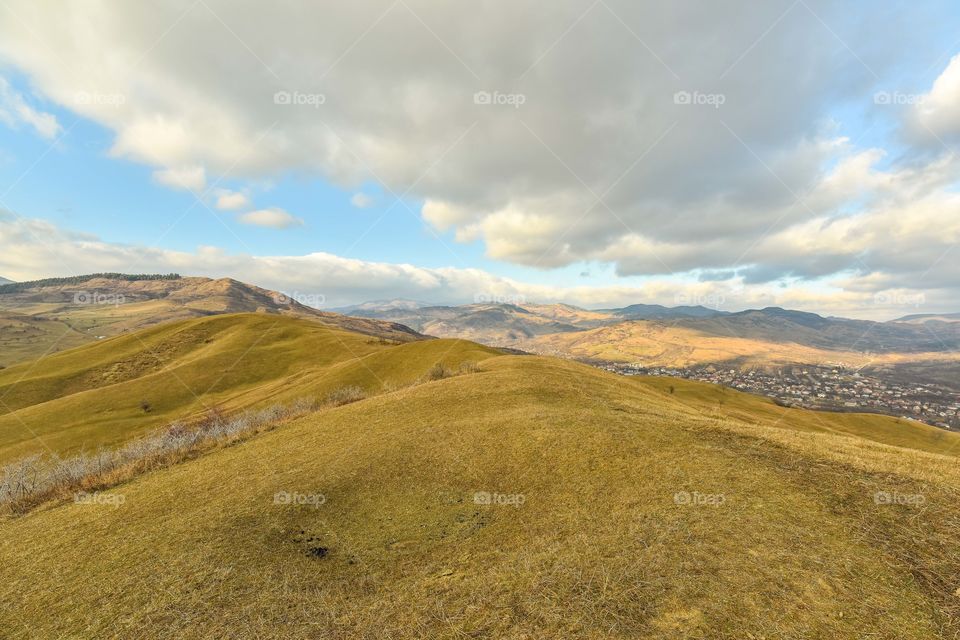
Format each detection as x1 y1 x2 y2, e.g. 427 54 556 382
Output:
0 275 421 366
0 313 486 464
2 353 959 638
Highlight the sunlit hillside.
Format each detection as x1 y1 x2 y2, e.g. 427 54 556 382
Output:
2 353 959 638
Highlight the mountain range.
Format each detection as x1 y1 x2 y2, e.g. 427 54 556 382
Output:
342 298 960 391
342 298 960 353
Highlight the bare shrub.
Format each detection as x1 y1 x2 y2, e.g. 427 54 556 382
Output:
0 397 321 515
427 363 453 380
326 386 366 407
458 361 480 375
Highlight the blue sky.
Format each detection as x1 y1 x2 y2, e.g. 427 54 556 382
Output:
0 68 623 291
1 1 959 318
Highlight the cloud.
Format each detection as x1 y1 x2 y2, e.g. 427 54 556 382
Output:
237 207 304 229
215 189 251 211
350 192 374 208
0 1 956 298
0 76 61 139
0 1 922 274
0 212 954 320
152 165 206 192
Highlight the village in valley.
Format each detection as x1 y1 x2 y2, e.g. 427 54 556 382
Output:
601 362 960 431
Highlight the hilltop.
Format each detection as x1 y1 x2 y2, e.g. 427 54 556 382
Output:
2 346 960 637
0 274 421 365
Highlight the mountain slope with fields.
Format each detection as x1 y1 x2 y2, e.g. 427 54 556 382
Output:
2 352 960 638
0 274 421 366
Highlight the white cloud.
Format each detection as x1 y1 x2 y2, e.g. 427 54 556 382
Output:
350 192 374 208
152 165 206 192
0 1 956 298
237 207 303 229
0 0 916 279
0 212 953 320
0 76 61 139
215 190 251 211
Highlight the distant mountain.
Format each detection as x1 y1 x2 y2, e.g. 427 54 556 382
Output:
0 276 12 285
334 298 434 314
348 302 584 343
0 275 423 365
893 312 960 324
678 307 960 353
605 303 729 319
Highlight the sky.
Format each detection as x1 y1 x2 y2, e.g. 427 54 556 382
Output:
0 0 959 319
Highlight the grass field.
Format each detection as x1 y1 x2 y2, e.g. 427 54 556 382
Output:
0 313 491 464
2 354 959 638
3 316 960 638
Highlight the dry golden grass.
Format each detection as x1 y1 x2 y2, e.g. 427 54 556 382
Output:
0 313 493 464
2 355 959 638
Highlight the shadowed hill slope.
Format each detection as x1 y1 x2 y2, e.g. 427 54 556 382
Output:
2 355 959 638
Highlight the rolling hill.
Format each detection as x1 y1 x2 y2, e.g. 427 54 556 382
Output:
348 300 960 354
0 274 421 366
0 313 486 464
2 344 960 637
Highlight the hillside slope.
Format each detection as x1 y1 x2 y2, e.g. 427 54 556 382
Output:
0 274 421 365
2 356 959 638
0 313 488 463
